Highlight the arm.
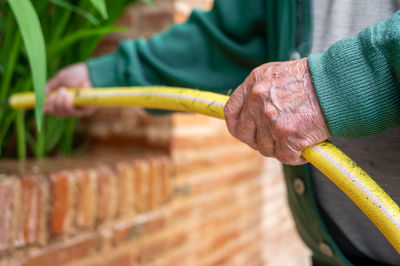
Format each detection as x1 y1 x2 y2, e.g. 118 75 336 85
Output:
225 11 400 165
87 0 268 93
45 0 268 116
308 10 400 138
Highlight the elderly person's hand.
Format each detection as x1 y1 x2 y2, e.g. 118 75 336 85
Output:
224 58 330 165
44 63 94 117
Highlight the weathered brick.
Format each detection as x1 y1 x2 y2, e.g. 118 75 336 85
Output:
186 160 262 195
97 165 117 223
116 6 137 27
75 169 97 230
0 257 19 266
133 159 148 212
17 175 44 245
21 233 98 266
148 159 161 209
49 171 73 236
168 231 186 249
170 117 240 150
0 178 17 250
137 231 187 265
164 251 191 266
99 253 132 266
221 235 258 266
137 231 186 263
195 209 237 237
173 145 259 176
140 11 174 31
113 212 166 246
116 162 135 217
160 157 172 203
143 214 167 235
83 107 172 150
137 239 166 263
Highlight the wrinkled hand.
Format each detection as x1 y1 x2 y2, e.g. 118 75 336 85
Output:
44 63 94 117
224 58 330 165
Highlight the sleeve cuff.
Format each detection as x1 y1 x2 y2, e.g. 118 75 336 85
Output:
87 51 121 88
308 34 400 138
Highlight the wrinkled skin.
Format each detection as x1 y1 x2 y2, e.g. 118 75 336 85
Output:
224 58 330 165
44 63 94 117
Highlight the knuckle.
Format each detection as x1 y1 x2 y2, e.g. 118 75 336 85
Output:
272 123 286 136
250 67 261 78
249 85 267 102
262 105 276 120
251 66 267 82
291 138 309 151
252 67 262 77
273 120 296 137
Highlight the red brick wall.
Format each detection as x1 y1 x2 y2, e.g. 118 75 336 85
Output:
0 1 310 265
0 138 266 266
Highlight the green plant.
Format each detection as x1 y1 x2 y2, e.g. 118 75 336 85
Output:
0 0 140 159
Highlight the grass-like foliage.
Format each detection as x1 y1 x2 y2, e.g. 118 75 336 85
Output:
0 0 138 159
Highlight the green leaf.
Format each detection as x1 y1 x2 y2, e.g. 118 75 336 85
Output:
8 0 47 132
35 120 45 157
0 111 16 158
47 26 127 59
0 17 5 32
44 117 65 153
59 118 77 155
50 0 100 26
16 110 26 160
0 34 20 100
89 0 108 19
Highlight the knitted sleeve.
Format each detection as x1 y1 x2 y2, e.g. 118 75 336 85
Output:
308 11 400 137
87 0 267 94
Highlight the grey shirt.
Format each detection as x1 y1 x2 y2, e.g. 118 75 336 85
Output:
310 0 400 264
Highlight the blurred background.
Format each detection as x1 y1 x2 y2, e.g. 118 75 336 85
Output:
0 0 310 265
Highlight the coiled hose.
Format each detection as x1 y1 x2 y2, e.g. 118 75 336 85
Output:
9 86 400 253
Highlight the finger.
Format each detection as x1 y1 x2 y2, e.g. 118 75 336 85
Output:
61 88 75 115
46 75 61 95
52 88 71 117
225 83 246 136
43 94 54 114
44 91 58 115
61 89 94 117
236 106 258 150
275 144 307 165
255 122 275 157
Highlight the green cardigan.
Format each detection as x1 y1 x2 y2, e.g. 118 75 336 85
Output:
87 0 400 265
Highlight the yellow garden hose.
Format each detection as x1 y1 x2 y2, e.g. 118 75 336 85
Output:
9 87 400 253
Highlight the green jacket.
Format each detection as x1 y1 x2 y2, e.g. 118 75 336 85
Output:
87 0 400 265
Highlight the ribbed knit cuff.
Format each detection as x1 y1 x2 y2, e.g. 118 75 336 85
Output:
308 35 400 138
87 52 121 88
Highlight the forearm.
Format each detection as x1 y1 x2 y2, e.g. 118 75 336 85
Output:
308 11 400 138
87 0 268 94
